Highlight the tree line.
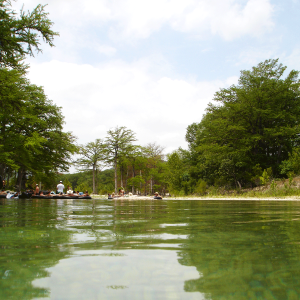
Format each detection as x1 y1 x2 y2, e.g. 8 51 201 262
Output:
168 59 300 195
0 0 76 191
74 126 167 195
2 2 300 196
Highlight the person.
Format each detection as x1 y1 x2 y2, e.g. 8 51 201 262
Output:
11 192 19 199
57 181 65 194
67 187 73 194
154 192 162 199
0 189 6 195
35 184 39 195
46 190 52 197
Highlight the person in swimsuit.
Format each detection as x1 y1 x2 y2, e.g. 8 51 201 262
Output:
154 192 162 199
35 184 39 195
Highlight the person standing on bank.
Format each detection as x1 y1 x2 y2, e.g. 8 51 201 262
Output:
57 181 65 194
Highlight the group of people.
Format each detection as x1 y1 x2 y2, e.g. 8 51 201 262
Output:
1 180 164 200
0 181 90 199
108 190 163 199
32 181 89 197
0 190 19 199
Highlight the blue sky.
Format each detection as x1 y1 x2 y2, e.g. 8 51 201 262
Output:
11 0 300 154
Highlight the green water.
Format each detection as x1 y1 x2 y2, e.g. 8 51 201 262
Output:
1 199 300 300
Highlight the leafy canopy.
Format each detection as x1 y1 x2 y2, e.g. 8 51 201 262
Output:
186 59 300 187
0 0 58 69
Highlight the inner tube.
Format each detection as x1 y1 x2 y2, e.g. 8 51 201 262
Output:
31 195 54 199
154 196 162 200
19 193 32 199
52 195 69 199
31 195 44 199
78 196 91 199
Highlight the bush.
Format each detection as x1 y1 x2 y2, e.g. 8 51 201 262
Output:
195 179 207 195
75 182 91 194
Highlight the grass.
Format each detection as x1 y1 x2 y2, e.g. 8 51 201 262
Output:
171 177 300 199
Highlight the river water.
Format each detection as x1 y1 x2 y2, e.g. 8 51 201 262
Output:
1 198 300 299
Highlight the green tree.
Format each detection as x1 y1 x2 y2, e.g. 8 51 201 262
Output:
166 151 185 195
142 143 166 195
0 68 76 191
0 0 58 69
186 59 300 188
105 126 137 193
76 139 106 194
280 148 300 176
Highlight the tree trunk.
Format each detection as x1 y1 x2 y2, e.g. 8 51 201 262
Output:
92 164 96 194
132 165 135 194
120 165 123 188
125 168 128 192
7 171 10 189
17 168 23 193
114 158 117 194
139 170 142 195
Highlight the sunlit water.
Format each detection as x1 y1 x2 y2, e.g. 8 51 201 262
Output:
1 198 300 299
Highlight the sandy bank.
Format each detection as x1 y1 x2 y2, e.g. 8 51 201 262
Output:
91 195 300 201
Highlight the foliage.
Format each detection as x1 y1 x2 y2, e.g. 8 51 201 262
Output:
251 164 263 186
75 182 91 194
76 139 106 194
127 175 145 191
270 179 277 195
260 167 272 185
62 178 72 192
105 126 137 193
0 68 76 191
186 59 300 188
280 148 300 176
194 179 207 196
166 150 191 195
0 0 58 70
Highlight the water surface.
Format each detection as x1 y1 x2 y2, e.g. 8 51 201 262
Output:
1 198 300 299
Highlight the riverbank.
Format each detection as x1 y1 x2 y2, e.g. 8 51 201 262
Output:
90 194 300 201
170 196 300 201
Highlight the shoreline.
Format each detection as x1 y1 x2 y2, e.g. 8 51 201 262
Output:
91 195 300 201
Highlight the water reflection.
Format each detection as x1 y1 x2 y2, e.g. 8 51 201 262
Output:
1 199 300 299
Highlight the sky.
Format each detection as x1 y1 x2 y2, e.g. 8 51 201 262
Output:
11 0 300 154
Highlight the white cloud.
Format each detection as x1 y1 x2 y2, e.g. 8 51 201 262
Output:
14 0 274 42
97 45 117 56
283 48 300 71
237 48 277 66
27 59 233 153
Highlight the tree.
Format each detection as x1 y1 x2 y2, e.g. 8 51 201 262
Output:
186 59 300 188
105 126 137 193
76 139 106 194
166 149 192 195
142 143 166 195
0 68 76 191
0 0 58 69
